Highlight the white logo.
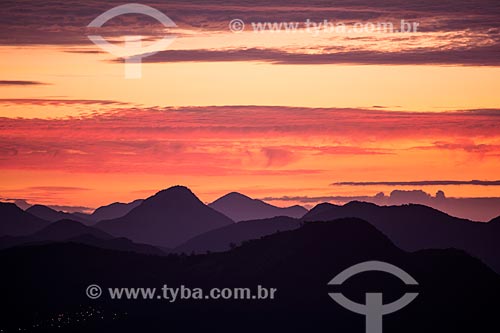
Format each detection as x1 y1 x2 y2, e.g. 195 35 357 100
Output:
328 261 419 333
87 3 177 79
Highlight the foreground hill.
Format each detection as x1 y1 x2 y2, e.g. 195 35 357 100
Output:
1 218 498 332
303 201 500 272
95 186 234 247
209 192 307 221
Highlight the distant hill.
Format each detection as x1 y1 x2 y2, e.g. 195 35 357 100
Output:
175 216 302 254
209 192 307 221
26 204 90 223
65 234 164 255
1 218 498 332
89 199 144 222
303 201 500 273
489 215 500 224
0 202 49 236
0 219 163 255
95 186 234 247
32 219 112 241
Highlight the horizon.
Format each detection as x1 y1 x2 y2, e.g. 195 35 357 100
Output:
3 184 499 222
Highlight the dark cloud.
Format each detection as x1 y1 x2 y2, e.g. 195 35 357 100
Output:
262 189 500 221
331 180 500 186
1 1 498 66
26 186 92 192
1 0 499 44
136 44 500 66
0 98 128 106
0 80 49 86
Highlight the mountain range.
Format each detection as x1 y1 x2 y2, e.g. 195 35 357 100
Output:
25 199 144 224
1 218 498 332
302 201 500 272
1 186 499 273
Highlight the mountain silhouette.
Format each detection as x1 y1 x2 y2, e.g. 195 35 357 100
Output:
303 201 500 272
32 219 112 241
26 204 90 223
0 219 111 249
175 216 302 254
65 234 165 255
209 192 307 221
89 199 144 222
0 202 49 236
489 215 500 224
95 186 234 247
0 219 164 255
1 218 498 332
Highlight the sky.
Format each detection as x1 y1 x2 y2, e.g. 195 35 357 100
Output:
0 0 499 213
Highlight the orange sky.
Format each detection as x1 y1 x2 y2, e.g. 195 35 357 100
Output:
1 1 499 210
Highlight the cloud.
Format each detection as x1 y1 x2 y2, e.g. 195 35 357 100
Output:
331 180 500 186
0 98 127 106
0 106 498 174
26 186 91 192
136 44 500 66
1 0 499 69
413 140 500 154
260 195 373 203
260 147 295 167
262 189 500 221
0 80 49 86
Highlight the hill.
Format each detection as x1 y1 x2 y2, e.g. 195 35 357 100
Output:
209 192 307 221
95 186 234 247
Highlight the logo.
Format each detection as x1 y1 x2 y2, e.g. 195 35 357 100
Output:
87 3 177 79
328 261 419 333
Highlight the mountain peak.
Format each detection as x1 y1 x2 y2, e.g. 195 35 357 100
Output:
0 202 49 236
153 185 197 199
143 186 204 209
33 219 112 241
214 192 253 203
27 204 54 212
209 192 308 222
95 186 234 247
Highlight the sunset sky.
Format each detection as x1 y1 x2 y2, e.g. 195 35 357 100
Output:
1 0 499 211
